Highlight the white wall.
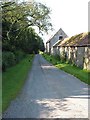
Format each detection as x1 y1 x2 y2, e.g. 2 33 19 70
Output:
50 28 68 54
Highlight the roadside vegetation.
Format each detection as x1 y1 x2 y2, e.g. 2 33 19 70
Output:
0 73 1 115
2 0 52 112
2 0 52 71
2 54 34 112
42 53 90 85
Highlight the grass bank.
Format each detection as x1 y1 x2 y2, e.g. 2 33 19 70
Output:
2 54 34 112
0 73 2 115
42 53 90 85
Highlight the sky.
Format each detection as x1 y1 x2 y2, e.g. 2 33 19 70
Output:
25 0 89 43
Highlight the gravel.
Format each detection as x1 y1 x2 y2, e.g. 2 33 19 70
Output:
3 54 89 118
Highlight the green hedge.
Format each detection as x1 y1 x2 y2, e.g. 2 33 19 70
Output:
2 52 16 71
14 51 26 63
2 51 26 71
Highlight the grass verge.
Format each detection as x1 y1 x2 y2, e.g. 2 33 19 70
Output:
42 53 90 85
0 73 2 115
2 54 34 112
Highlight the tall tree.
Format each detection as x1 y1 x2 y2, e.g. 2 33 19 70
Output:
2 1 52 53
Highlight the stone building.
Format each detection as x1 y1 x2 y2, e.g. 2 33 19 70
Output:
46 28 68 54
53 32 90 70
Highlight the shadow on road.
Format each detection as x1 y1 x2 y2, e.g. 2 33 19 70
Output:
3 54 89 118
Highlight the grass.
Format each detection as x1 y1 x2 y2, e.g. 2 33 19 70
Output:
0 73 2 115
42 53 90 85
2 54 34 112
0 50 2 114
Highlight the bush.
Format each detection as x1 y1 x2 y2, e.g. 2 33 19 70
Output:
60 51 67 62
2 63 6 72
2 51 26 71
2 52 16 71
14 51 26 63
54 55 60 61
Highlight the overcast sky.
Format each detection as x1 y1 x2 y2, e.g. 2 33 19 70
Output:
25 0 89 43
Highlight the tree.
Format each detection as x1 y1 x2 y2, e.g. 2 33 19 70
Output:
2 1 52 53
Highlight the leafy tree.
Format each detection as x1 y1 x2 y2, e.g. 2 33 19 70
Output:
2 1 52 53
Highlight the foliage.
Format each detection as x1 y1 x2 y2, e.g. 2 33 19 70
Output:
14 50 26 63
42 53 90 85
60 50 67 62
2 51 16 71
2 54 34 112
2 51 26 71
2 1 51 53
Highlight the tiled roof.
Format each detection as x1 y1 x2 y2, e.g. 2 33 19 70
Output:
58 32 90 47
53 38 64 47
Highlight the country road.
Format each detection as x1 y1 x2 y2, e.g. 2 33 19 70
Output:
3 54 89 118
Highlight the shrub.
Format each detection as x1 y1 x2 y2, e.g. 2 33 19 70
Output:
54 54 60 61
14 50 26 63
2 63 6 72
2 52 16 71
2 51 26 71
60 51 67 62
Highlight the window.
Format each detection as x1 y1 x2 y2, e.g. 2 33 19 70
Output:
59 35 63 40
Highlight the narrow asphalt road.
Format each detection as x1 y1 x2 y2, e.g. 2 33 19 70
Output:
3 54 88 118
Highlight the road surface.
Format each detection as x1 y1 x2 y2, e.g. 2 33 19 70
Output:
3 54 89 118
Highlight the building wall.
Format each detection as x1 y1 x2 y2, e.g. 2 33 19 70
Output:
84 47 90 70
46 42 50 53
76 47 85 68
53 46 60 56
50 29 68 55
53 47 57 55
53 46 90 70
46 28 68 54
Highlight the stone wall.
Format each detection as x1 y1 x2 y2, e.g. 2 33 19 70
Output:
53 46 60 55
53 46 90 70
83 47 90 70
46 42 49 53
76 47 85 68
